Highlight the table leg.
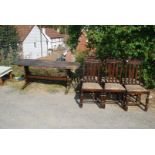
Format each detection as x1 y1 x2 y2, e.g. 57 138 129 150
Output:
145 92 150 111
65 69 72 94
22 66 31 89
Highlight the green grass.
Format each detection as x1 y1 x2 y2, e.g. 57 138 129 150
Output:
11 65 67 77
6 79 72 94
4 65 76 94
11 65 24 77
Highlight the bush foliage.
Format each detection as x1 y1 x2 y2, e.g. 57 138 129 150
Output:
0 26 18 65
68 25 155 88
85 26 155 88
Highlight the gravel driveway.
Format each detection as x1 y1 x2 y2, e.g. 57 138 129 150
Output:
0 86 155 128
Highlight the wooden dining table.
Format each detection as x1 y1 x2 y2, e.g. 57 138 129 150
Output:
16 59 80 93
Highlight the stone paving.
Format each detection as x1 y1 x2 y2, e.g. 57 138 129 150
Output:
0 86 155 128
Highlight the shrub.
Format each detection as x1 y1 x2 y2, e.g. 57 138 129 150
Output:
86 25 155 88
75 51 89 64
0 49 19 66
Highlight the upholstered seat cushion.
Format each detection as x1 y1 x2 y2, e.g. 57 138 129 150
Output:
82 82 103 90
105 83 125 91
125 85 148 93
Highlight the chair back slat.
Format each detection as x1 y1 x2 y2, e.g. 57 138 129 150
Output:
131 64 135 84
123 59 142 85
83 58 101 83
135 64 138 82
115 63 118 81
105 59 123 83
111 63 114 82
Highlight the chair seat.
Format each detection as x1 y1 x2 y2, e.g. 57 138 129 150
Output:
105 83 125 91
125 85 148 93
82 82 103 91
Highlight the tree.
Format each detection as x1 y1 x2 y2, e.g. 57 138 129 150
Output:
85 25 155 88
67 25 84 50
0 25 18 64
41 25 84 50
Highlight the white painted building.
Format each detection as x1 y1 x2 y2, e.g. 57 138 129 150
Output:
42 27 65 50
16 25 65 59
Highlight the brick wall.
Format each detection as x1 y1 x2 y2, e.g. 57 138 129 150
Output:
65 51 75 62
76 31 88 52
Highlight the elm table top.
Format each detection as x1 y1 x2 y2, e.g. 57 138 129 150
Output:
0 66 12 78
16 59 80 70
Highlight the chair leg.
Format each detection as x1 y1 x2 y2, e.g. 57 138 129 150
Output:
136 94 141 103
124 93 128 111
116 93 119 100
145 92 150 111
94 93 98 101
100 93 106 109
65 78 71 94
80 92 84 108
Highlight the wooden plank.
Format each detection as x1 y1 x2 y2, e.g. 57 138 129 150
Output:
16 59 80 70
27 75 67 81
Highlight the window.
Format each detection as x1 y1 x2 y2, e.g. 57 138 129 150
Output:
34 42 37 48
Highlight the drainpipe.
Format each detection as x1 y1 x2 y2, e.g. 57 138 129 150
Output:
40 25 43 57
